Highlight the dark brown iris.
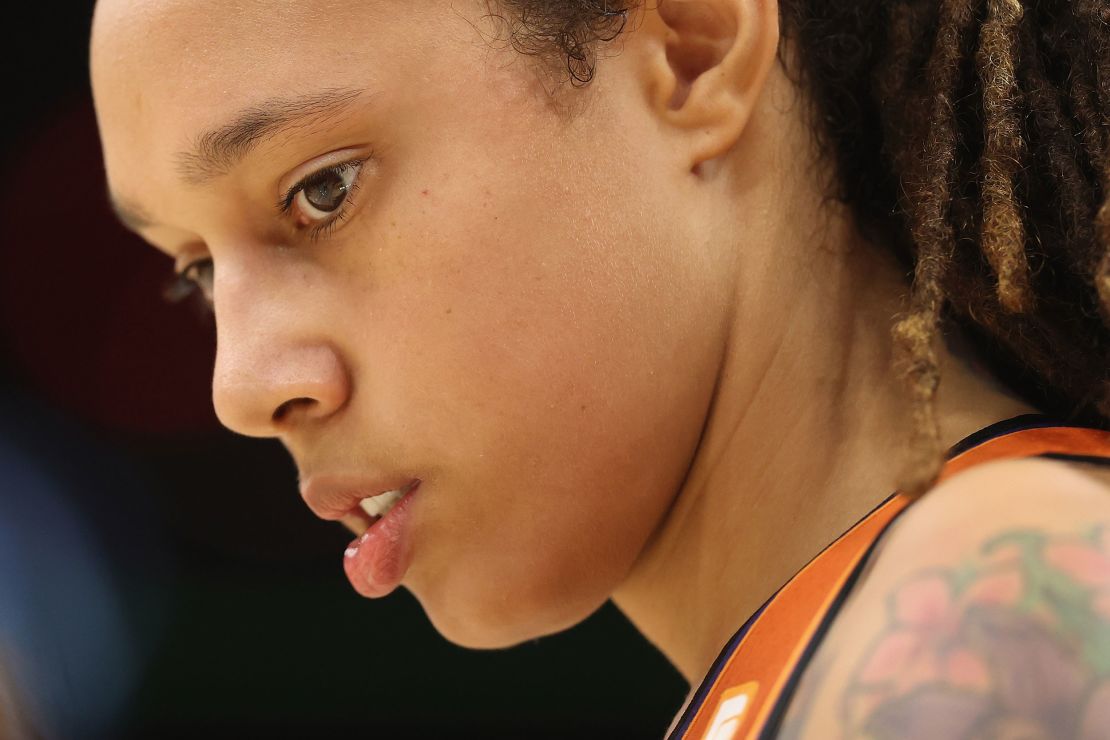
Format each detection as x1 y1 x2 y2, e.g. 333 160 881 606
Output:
304 170 348 212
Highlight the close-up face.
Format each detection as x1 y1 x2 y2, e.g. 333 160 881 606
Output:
91 0 739 648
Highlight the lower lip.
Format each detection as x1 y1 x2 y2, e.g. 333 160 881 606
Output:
342 481 421 598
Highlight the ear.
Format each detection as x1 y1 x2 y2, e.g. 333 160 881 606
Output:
634 0 779 169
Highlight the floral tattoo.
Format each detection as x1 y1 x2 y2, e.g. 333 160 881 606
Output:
780 523 1110 739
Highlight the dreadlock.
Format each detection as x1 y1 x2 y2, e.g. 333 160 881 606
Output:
492 0 1110 497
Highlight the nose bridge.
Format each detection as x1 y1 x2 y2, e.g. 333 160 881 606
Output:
210 260 349 437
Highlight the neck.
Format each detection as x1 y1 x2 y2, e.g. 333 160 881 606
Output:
609 207 1038 685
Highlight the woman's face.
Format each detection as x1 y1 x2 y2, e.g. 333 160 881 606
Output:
91 0 735 646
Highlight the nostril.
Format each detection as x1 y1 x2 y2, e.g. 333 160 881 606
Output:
273 397 316 423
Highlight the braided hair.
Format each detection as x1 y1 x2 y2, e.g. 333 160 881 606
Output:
488 0 1110 496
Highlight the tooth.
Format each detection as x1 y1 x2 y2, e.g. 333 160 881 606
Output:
359 488 405 518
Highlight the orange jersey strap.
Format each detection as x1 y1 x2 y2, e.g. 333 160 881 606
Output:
669 416 1110 740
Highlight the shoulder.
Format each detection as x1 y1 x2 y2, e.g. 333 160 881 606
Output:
881 455 1110 561
775 456 1110 739
920 453 1110 518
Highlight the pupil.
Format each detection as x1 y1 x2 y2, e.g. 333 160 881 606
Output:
306 172 347 212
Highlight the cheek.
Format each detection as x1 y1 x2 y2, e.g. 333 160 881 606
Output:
373 196 719 646
336 99 727 646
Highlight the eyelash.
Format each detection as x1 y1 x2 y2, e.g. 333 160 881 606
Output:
277 156 369 242
163 154 370 309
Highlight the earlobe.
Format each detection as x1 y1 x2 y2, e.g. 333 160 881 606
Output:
638 0 780 168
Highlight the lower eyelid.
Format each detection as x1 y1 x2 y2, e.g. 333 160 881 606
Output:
308 200 356 242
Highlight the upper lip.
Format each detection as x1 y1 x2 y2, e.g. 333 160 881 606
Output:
299 472 421 521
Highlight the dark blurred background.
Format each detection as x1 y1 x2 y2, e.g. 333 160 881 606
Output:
0 5 686 738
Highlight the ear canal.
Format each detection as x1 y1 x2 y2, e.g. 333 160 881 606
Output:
660 0 738 109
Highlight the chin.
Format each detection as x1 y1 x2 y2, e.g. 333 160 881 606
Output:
412 578 609 650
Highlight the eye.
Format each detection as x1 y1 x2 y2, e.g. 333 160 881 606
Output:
164 257 214 309
281 159 365 229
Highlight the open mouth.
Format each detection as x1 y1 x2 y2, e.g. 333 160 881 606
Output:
299 473 423 538
356 478 421 521
339 477 424 597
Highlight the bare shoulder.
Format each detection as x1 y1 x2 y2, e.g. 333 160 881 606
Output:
775 456 1110 739
879 455 1110 557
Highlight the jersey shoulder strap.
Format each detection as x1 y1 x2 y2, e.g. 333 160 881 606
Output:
669 415 1110 740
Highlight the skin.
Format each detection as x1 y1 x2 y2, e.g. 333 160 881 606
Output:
777 458 1110 738
91 0 1041 692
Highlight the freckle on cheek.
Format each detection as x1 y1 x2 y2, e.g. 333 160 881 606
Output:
421 189 430 196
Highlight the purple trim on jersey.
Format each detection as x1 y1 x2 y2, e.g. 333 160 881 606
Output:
945 413 1064 457
667 598 773 739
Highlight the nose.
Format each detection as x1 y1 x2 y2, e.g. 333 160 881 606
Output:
213 341 350 437
209 268 350 438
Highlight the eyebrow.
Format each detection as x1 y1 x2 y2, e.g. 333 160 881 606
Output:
107 86 369 232
173 86 367 184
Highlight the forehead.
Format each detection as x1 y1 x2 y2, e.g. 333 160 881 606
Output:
90 0 429 92
90 0 482 201
92 0 393 121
